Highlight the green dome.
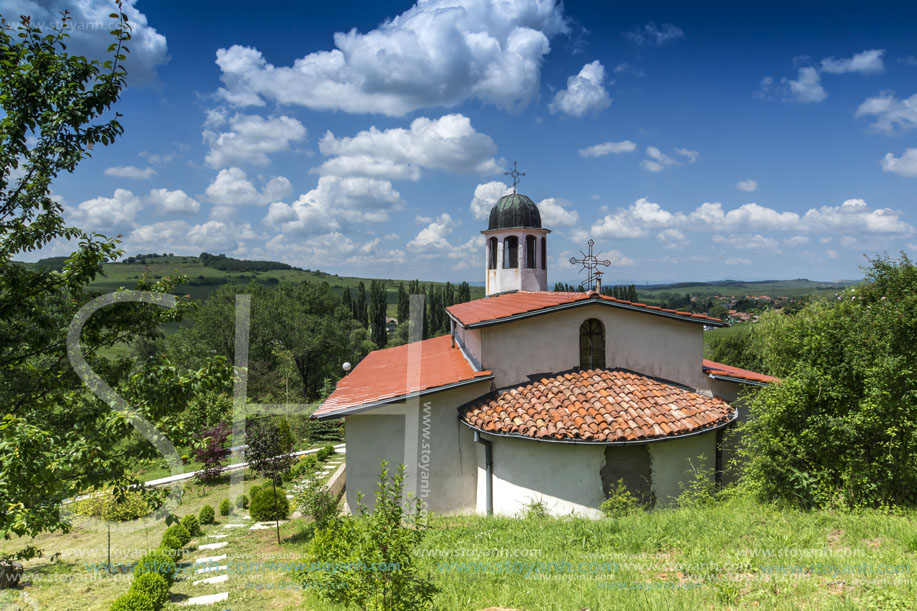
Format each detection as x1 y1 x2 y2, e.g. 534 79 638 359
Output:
488 193 542 230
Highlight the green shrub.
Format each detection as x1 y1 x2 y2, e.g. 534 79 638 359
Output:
109 590 156 611
520 499 550 519
219 498 232 516
316 444 336 461
130 572 169 609
249 484 290 521
678 457 718 508
302 461 436 610
289 454 318 480
163 523 191 547
600 479 642 517
74 489 148 522
236 494 249 509
180 514 202 537
133 549 177 586
296 469 338 531
159 532 183 554
198 505 215 525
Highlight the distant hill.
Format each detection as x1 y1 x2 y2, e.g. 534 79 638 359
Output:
636 278 855 299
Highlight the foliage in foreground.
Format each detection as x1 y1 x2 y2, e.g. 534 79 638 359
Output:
302 461 437 611
742 254 917 508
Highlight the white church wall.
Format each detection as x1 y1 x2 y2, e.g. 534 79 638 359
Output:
647 431 717 506
454 325 483 370
479 303 706 390
482 434 606 518
484 229 549 296
343 380 490 515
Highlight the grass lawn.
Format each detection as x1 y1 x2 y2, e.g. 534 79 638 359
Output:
2 464 914 611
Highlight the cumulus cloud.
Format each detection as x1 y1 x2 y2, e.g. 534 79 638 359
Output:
801 198 913 234
126 220 260 254
316 114 501 180
104 165 156 180
205 167 293 206
470 181 512 220
408 213 456 250
820 49 885 74
214 0 568 116
856 92 917 134
713 234 780 251
1 0 168 84
578 140 637 157
623 22 684 46
736 179 758 192
657 228 688 249
592 197 676 238
784 67 826 103
203 112 306 168
536 197 579 227
785 235 809 246
69 188 143 231
147 188 200 214
549 60 611 117
264 176 402 235
880 148 917 177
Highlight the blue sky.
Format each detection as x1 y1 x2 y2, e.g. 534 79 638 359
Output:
8 0 917 283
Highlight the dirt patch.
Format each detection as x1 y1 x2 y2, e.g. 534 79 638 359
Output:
827 529 844 546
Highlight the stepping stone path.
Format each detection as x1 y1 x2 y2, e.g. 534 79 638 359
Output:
198 541 227 551
192 574 228 586
250 520 287 530
194 563 228 574
207 534 228 539
181 591 229 606
223 523 246 528
194 554 227 565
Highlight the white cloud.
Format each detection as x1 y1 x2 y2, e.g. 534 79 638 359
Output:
856 92 917 134
623 23 684 46
264 176 401 235
69 188 142 231
104 165 156 180
205 167 293 206
820 49 885 74
126 220 259 254
826 249 839 259
725 257 752 265
880 148 917 177
713 234 779 251
578 140 637 157
147 188 200 214
536 197 579 227
592 197 676 238
549 60 611 117
1 0 168 84
203 113 306 168
802 198 913 234
415 215 433 224
470 181 512 220
316 114 501 180
657 228 688 249
408 213 456 250
214 0 568 116
785 235 809 246
736 179 758 192
783 67 826 103
691 202 800 231
640 146 697 172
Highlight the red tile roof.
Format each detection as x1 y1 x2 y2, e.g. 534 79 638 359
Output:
447 291 724 328
703 359 778 384
460 368 735 443
312 334 493 419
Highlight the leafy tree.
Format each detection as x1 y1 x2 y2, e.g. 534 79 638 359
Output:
368 279 387 347
396 282 408 323
192 421 231 483
72 487 149 573
742 254 917 508
245 418 295 543
355 281 369 328
0 4 213 559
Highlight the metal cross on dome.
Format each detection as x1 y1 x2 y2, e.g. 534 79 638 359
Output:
504 160 525 193
570 239 612 291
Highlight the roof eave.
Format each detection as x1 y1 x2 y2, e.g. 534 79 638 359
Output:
311 374 495 421
448 297 725 330
705 372 773 387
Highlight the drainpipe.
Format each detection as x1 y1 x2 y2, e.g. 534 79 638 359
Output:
473 430 493 515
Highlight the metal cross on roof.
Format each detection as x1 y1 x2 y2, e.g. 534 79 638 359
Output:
504 160 525 193
570 239 612 291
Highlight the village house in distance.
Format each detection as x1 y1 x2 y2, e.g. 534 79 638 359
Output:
313 182 776 518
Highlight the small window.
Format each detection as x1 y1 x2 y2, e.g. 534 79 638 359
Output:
487 237 497 269
525 235 536 269
503 236 518 269
540 237 546 270
579 318 606 369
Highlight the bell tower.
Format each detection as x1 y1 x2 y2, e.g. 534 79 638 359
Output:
482 166 550 295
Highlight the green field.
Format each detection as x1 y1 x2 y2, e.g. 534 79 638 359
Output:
637 278 853 301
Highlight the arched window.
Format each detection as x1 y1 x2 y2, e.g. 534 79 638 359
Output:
525 235 536 268
540 237 546 270
580 318 605 369
487 237 498 269
503 236 518 269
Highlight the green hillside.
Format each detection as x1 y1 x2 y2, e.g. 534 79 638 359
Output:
637 278 854 300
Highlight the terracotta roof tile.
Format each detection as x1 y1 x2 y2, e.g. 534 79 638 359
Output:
313 334 492 419
446 291 724 328
702 359 778 384
461 369 735 442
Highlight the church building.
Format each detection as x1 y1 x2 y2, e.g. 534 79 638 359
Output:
313 188 776 517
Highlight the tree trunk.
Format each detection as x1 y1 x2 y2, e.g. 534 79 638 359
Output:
271 478 280 545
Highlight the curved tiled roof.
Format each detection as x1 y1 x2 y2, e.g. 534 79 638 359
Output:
460 369 735 443
446 291 725 328
312 334 492 420
703 359 778 385
488 193 542 230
